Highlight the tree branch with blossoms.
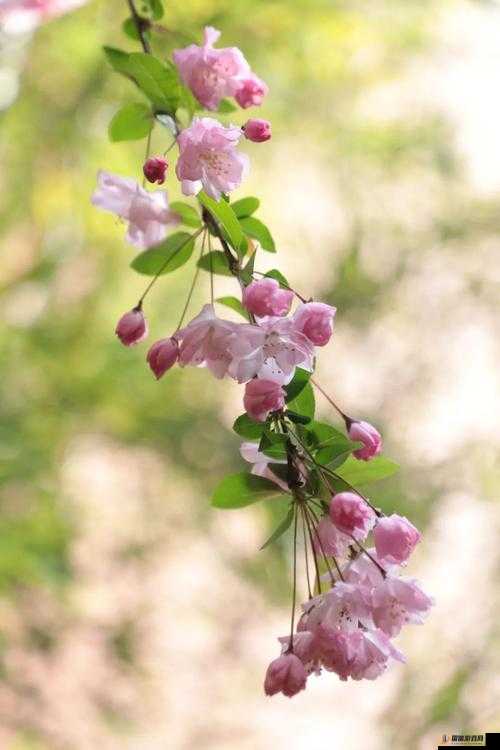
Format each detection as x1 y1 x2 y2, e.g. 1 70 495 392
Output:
91 0 434 698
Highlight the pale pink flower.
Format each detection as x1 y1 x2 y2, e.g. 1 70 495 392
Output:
322 582 374 631
243 379 286 422
314 625 359 681
374 514 421 565
344 548 388 588
348 420 382 461
372 576 434 637
173 26 260 111
242 278 293 318
115 308 148 347
350 629 405 681
329 492 376 540
176 117 249 200
235 73 268 108
278 632 316 667
293 302 336 346
239 441 288 491
0 0 85 34
146 337 179 379
312 516 350 559
143 156 168 185
243 118 271 142
176 304 237 378
264 653 307 697
91 171 179 249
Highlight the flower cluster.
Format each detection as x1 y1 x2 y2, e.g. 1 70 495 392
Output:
95 6 433 699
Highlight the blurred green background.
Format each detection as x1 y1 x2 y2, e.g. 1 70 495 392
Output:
1 0 500 748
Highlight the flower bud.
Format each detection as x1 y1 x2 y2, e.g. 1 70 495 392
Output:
143 156 168 185
242 278 292 317
293 302 336 346
374 514 421 565
147 337 179 379
243 118 271 142
243 379 286 422
115 308 148 347
264 653 307 698
329 492 375 541
235 75 268 109
348 420 382 461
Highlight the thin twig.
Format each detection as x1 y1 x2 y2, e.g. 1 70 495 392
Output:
126 0 151 53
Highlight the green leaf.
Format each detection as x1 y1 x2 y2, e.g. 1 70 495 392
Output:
334 456 400 486
122 18 143 41
306 421 359 467
142 0 164 19
260 506 294 549
259 433 288 461
216 296 249 320
233 413 265 440
286 411 311 425
240 216 276 252
198 191 244 253
108 102 152 142
197 251 232 276
170 201 202 228
103 46 131 75
131 231 195 276
287 382 315 420
232 196 260 218
211 472 285 509
104 48 180 113
265 269 290 288
240 250 256 285
217 98 238 113
285 368 311 403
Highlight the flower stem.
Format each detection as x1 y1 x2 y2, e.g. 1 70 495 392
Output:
126 0 151 53
287 505 299 652
176 229 206 331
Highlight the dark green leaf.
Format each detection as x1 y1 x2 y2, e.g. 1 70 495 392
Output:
265 268 290 288
122 18 143 41
108 102 152 142
240 216 276 252
285 368 311 403
131 231 195 276
217 98 237 113
259 433 288 461
198 191 244 253
287 382 315 420
334 456 400 486
232 196 260 218
211 472 285 509
260 506 294 549
197 251 232 276
306 421 359 466
170 201 202 228
286 411 311 425
233 413 265 439
216 296 249 320
240 251 256 285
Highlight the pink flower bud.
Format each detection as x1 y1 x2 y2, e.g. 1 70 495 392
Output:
348 420 382 461
115 308 148 347
293 302 336 346
374 514 421 565
146 337 179 379
329 492 375 541
143 156 168 185
242 278 293 318
235 75 268 109
243 379 286 422
243 118 271 142
264 653 307 698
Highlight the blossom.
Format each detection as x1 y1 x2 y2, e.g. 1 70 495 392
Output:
176 304 237 378
329 492 376 540
176 117 249 200
91 171 179 249
239 442 288 491
278 632 316 667
263 653 307 697
235 74 269 108
243 118 271 142
242 278 293 318
374 514 421 565
143 156 168 185
372 576 434 637
349 629 405 681
293 302 336 346
115 308 148 347
243 379 285 422
146 337 179 379
348 420 382 461
0 0 86 34
312 516 350 559
173 26 267 111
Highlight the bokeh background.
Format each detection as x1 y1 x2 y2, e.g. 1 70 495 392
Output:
1 0 500 748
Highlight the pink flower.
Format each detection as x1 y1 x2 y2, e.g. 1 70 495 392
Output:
235 74 269 108
239 442 289 491
0 0 85 33
314 625 359 681
91 171 179 249
372 577 434 637
176 117 249 200
374 514 421 565
242 278 293 318
243 379 285 422
278 632 316 667
348 420 382 461
263 653 307 697
293 302 336 346
115 308 148 347
329 492 376 540
243 118 271 142
350 629 405 681
322 582 374 631
173 26 260 111
146 337 179 379
312 516 350 559
176 304 237 379
143 156 168 185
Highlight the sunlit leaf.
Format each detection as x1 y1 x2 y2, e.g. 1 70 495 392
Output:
170 201 202 228
108 102 152 141
285 368 311 403
232 196 260 218
216 296 249 320
198 191 244 253
260 506 294 549
211 472 285 509
131 232 195 275
197 251 232 276
287 382 315 420
240 216 276 252
233 413 265 439
334 456 400 486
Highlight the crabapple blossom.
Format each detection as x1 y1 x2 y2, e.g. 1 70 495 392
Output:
239 442 289 491
242 278 293 318
372 576 434 637
312 516 350 558
243 379 286 422
348 420 382 461
143 156 168 185
329 492 376 540
115 308 148 347
293 302 336 346
146 337 179 379
243 118 272 142
91 171 179 249
263 653 307 698
374 514 421 565
176 304 237 379
235 73 269 108
176 117 249 200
